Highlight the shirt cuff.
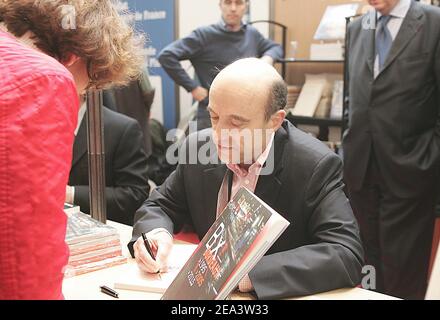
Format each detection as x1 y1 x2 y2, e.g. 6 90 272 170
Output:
238 274 254 293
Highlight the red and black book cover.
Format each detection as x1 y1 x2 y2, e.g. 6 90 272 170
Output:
161 187 272 300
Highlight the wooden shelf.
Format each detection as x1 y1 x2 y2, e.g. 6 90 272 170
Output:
286 114 343 127
277 59 344 64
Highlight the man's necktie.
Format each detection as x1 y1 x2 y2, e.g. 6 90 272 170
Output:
376 15 393 71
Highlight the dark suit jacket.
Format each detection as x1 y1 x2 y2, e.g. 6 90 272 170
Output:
69 107 150 226
343 1 440 197
129 121 364 299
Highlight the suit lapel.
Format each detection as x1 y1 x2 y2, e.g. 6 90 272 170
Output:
71 116 88 168
380 2 424 76
202 164 227 230
362 24 376 76
254 171 283 210
254 122 288 210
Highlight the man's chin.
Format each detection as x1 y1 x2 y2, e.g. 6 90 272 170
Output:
225 19 241 28
368 2 386 11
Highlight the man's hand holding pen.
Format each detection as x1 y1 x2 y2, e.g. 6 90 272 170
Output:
133 229 173 275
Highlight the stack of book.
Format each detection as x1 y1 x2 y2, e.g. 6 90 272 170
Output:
290 74 343 118
330 80 344 119
63 204 127 277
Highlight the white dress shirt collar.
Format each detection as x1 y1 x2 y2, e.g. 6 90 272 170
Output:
377 0 411 19
74 100 87 136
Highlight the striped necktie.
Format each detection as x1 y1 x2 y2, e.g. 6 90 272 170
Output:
376 15 393 71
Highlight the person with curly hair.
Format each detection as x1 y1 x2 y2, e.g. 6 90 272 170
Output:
0 0 145 299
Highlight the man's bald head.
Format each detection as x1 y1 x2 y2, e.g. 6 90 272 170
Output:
211 58 287 120
208 58 287 166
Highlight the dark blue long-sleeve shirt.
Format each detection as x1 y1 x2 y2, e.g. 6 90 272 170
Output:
158 21 283 93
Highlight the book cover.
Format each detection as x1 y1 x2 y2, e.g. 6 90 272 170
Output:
314 4 359 41
161 187 290 300
65 211 118 245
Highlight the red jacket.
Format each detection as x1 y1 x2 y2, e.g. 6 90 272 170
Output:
0 30 79 299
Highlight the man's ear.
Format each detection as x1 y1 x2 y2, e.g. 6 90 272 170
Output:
62 53 80 67
270 110 286 131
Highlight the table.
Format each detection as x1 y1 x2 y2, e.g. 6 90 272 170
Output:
62 221 398 300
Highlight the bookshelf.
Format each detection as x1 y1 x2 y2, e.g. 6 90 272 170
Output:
249 20 346 143
275 58 345 143
277 59 344 78
270 0 369 146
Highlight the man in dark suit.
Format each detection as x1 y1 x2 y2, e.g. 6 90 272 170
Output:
129 58 364 299
67 99 150 226
343 0 440 299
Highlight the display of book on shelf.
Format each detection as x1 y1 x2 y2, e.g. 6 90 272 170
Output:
64 210 127 277
161 187 290 300
426 240 440 299
314 3 359 41
291 75 326 117
291 73 342 119
66 211 117 244
330 80 344 119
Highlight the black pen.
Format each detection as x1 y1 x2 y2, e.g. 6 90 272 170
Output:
141 232 162 279
100 285 119 299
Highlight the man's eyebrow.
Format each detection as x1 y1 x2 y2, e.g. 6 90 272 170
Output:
207 107 250 122
207 107 217 115
230 115 250 123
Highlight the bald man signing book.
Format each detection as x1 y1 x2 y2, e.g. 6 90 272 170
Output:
128 58 365 299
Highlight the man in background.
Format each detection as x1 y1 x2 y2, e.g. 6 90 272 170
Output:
158 0 283 130
66 96 149 226
344 0 440 299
